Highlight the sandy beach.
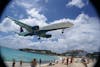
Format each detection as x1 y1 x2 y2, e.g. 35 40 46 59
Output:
5 62 48 67
5 57 96 67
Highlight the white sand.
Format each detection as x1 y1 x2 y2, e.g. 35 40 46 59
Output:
5 62 48 67
4 58 96 67
5 61 95 67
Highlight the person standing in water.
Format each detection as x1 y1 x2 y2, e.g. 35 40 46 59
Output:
39 59 42 67
31 58 37 67
12 59 15 67
20 60 23 67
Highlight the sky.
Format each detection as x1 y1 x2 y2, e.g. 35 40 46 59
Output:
0 0 100 53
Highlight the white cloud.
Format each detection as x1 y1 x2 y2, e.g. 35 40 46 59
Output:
0 13 100 53
26 8 47 24
0 8 47 33
0 0 100 53
0 35 34 49
11 0 40 9
0 18 19 32
66 0 85 8
19 8 48 27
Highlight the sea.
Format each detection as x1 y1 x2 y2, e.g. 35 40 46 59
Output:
0 46 58 63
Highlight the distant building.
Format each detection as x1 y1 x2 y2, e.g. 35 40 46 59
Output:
93 52 100 55
93 52 100 57
65 50 87 57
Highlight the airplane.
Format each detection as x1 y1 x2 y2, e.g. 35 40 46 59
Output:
6 16 74 39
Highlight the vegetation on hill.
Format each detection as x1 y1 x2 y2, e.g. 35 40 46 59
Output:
18 48 100 58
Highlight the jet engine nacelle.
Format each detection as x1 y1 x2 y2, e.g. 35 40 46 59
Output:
44 34 52 38
32 26 39 30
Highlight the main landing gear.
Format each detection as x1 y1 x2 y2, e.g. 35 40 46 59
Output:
62 29 64 34
38 37 41 40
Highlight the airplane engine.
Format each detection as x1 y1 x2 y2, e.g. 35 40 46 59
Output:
42 34 52 38
32 26 39 30
45 34 52 38
20 27 24 32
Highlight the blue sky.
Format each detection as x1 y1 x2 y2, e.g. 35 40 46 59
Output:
39 0 97 22
1 0 97 22
0 0 100 53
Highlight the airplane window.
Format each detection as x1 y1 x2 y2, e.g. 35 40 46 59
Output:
0 0 100 67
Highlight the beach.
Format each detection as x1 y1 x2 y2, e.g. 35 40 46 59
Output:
5 57 96 67
5 62 48 67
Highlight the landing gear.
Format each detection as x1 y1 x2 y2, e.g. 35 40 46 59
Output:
62 31 64 34
38 37 40 40
62 29 64 34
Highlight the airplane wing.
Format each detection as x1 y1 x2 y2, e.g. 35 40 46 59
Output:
6 16 33 32
40 22 74 31
15 32 30 36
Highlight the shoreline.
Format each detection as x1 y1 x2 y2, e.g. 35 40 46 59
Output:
4 56 96 67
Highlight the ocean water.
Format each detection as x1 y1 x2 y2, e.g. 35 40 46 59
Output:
0 47 58 62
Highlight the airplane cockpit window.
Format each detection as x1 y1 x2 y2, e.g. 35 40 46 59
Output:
0 0 100 67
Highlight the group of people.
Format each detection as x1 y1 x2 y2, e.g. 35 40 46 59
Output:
12 59 22 67
61 56 90 67
12 58 42 67
61 56 74 65
11 57 92 67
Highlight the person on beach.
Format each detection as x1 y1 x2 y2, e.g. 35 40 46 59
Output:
55 60 58 64
20 60 23 67
62 58 65 64
31 58 37 67
70 56 74 64
39 59 42 67
12 59 15 67
66 57 69 65
81 57 88 67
